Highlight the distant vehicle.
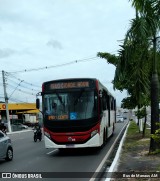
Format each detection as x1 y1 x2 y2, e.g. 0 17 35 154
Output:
116 115 124 123
0 130 13 161
123 111 128 120
23 114 37 127
20 124 28 129
24 121 35 127
13 123 28 129
123 115 127 120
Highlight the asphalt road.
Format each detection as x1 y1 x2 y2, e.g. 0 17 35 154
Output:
0 121 127 181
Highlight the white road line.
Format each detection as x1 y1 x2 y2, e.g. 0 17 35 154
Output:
7 129 33 135
105 123 130 181
47 149 58 155
89 122 128 181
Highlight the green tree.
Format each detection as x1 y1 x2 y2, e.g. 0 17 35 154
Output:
129 0 160 153
98 0 160 152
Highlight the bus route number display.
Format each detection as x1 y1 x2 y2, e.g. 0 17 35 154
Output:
48 115 69 120
50 81 89 89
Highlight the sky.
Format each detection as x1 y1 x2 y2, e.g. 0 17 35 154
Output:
0 0 135 106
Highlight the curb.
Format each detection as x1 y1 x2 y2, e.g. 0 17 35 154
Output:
105 122 130 181
89 122 129 181
7 129 33 135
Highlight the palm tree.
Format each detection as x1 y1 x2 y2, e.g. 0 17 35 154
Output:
129 0 160 153
98 0 160 152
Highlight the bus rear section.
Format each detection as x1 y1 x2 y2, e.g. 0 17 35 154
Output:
38 78 116 149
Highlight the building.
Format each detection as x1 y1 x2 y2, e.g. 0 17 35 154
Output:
0 103 40 124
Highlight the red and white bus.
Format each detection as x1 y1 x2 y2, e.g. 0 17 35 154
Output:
36 78 116 149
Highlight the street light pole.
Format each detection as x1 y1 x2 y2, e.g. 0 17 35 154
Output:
2 70 11 133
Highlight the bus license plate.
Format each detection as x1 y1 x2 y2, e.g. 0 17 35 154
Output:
66 144 75 148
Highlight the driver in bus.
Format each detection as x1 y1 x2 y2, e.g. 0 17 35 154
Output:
52 102 57 114
45 102 57 115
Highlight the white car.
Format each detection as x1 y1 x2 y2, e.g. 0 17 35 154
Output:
13 123 28 129
0 130 13 161
20 124 28 129
116 115 124 123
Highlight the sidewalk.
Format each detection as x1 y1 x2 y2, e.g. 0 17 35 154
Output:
7 128 33 135
106 121 160 181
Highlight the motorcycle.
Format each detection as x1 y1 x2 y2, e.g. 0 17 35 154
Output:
33 129 42 142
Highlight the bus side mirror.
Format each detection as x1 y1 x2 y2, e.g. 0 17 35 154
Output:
36 98 40 109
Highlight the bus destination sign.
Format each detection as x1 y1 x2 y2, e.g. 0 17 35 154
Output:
50 81 89 90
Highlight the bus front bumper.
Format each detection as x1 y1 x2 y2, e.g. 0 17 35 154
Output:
44 133 101 149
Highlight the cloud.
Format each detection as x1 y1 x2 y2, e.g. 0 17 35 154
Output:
0 0 135 105
0 48 16 58
46 39 63 50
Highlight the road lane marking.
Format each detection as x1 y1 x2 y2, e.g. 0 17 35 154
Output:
89 122 128 181
47 149 58 155
105 123 130 181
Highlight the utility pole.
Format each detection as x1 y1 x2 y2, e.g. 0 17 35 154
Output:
2 70 11 133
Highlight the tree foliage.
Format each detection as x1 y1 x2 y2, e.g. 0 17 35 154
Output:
98 0 160 152
98 0 160 110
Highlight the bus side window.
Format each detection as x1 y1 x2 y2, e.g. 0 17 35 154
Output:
107 95 110 110
111 97 114 110
102 90 107 110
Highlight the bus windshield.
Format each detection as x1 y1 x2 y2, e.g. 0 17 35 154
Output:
43 90 97 120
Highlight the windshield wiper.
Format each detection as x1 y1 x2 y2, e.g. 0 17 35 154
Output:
74 89 85 106
55 91 65 108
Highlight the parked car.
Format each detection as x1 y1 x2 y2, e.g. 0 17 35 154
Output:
0 130 13 161
13 123 28 129
23 121 37 127
116 115 124 123
20 124 28 129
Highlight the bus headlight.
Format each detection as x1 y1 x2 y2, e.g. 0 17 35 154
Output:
44 131 51 139
91 130 98 137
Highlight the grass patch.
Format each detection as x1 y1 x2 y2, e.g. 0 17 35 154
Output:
123 121 150 152
118 120 160 172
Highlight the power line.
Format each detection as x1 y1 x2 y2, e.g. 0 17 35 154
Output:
7 73 40 88
9 97 28 103
1 71 38 104
1 56 101 103
8 80 24 99
8 56 98 73
7 77 40 92
7 83 37 96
